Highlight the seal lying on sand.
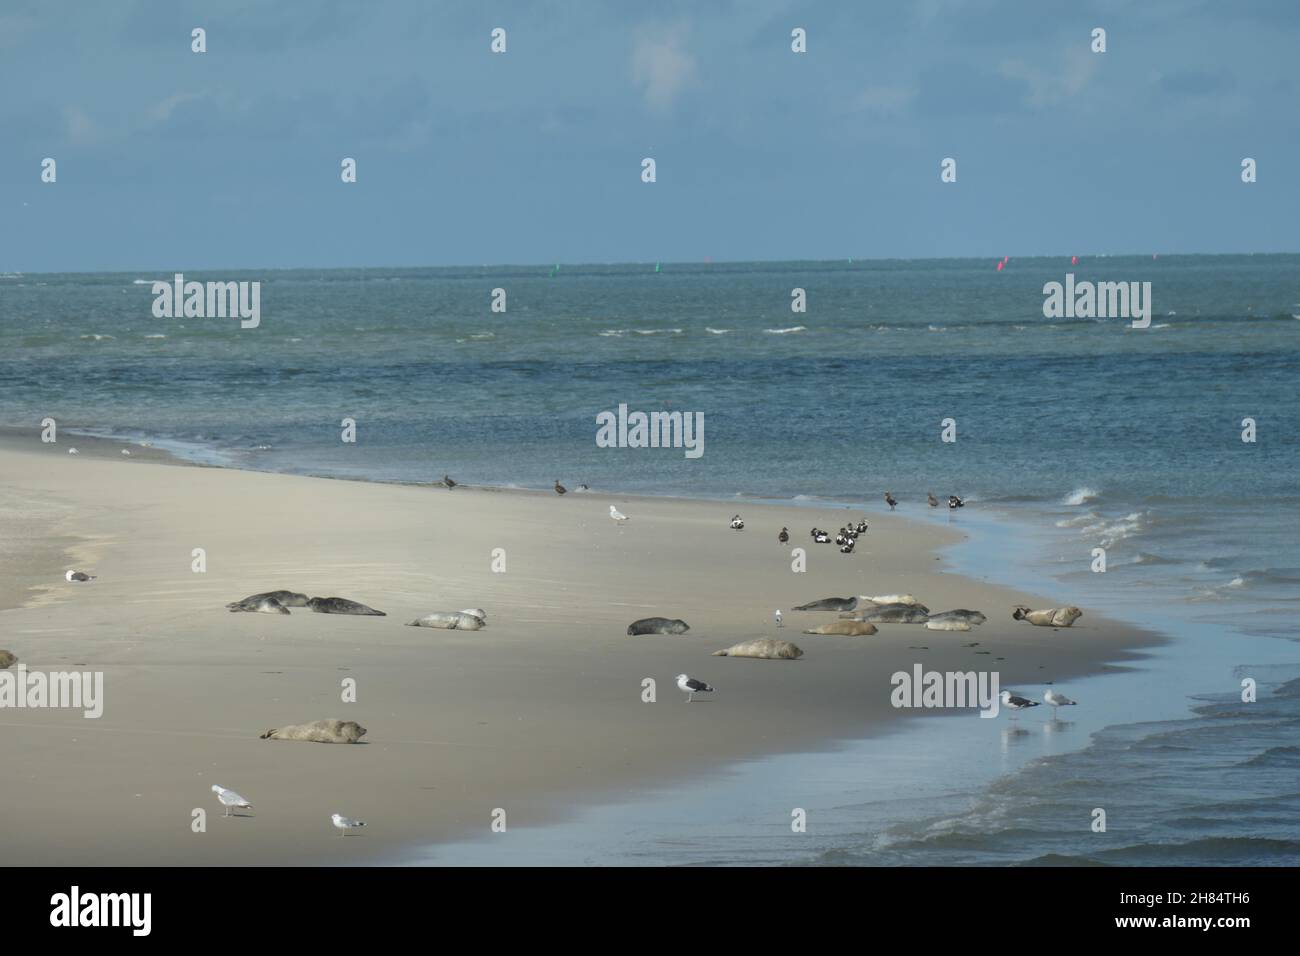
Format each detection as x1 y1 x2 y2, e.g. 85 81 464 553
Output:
307 597 386 616
0 650 17 669
792 597 859 612
406 611 486 631
861 594 924 607
226 590 309 611
853 605 930 624
928 609 987 625
229 596 290 614
712 638 803 660
460 608 486 623
260 719 367 744
803 620 878 636
925 619 972 631
1013 605 1083 627
627 617 690 636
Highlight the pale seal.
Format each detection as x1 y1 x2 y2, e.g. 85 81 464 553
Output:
1013 605 1082 627
802 620 878 636
712 638 803 660
406 611 486 630
925 619 971 631
928 609 987 625
226 590 309 612
627 617 690 635
0 650 17 669
307 597 386 616
792 597 858 612
260 719 367 744
861 594 924 607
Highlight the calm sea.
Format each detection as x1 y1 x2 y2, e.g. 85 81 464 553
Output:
3 255 1298 863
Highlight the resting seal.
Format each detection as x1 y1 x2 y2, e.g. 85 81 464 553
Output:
925 619 971 631
861 594 924 607
712 638 803 660
856 605 930 624
227 590 307 613
406 611 486 631
307 597 386 616
1013 605 1082 627
0 650 17 669
792 597 858 612
627 617 690 636
802 620 878 636
928 609 987 625
260 719 367 744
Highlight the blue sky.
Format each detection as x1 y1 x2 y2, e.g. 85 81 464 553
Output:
2 0 1297 271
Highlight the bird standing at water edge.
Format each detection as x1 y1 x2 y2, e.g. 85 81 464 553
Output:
441 474 457 489
554 480 567 495
928 493 938 508
999 690 1040 721
885 492 898 511
609 505 628 522
1043 689 1077 718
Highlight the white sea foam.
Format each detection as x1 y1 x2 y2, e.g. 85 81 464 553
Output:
705 327 733 334
144 334 166 339
765 326 806 334
1063 487 1100 506
80 334 114 341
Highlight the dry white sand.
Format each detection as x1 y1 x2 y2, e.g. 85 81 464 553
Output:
0 434 1158 864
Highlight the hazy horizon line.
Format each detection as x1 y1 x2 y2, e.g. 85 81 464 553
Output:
7 249 1299 278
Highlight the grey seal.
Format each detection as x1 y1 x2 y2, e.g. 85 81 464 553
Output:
627 617 690 636
802 620 878 636
260 719 367 744
856 605 930 624
927 609 987 625
307 597 386 616
792 597 858 612
0 650 17 669
226 590 309 612
712 638 803 660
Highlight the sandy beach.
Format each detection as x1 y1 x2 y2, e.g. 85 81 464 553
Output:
0 433 1160 865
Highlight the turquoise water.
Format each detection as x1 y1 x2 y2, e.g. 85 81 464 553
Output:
3 256 1298 864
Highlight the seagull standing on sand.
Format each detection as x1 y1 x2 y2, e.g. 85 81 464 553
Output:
554 480 567 495
775 609 783 628
999 690 1041 721
884 492 898 511
65 570 96 582
211 784 253 817
1043 689 1077 718
609 505 628 522
331 813 366 835
778 527 789 543
729 515 745 530
68 448 79 455
441 474 457 489
676 674 714 703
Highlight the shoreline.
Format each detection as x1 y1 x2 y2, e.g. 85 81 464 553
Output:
0 430 1163 866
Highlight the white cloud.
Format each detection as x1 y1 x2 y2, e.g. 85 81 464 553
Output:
631 22 697 113
998 46 1099 107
